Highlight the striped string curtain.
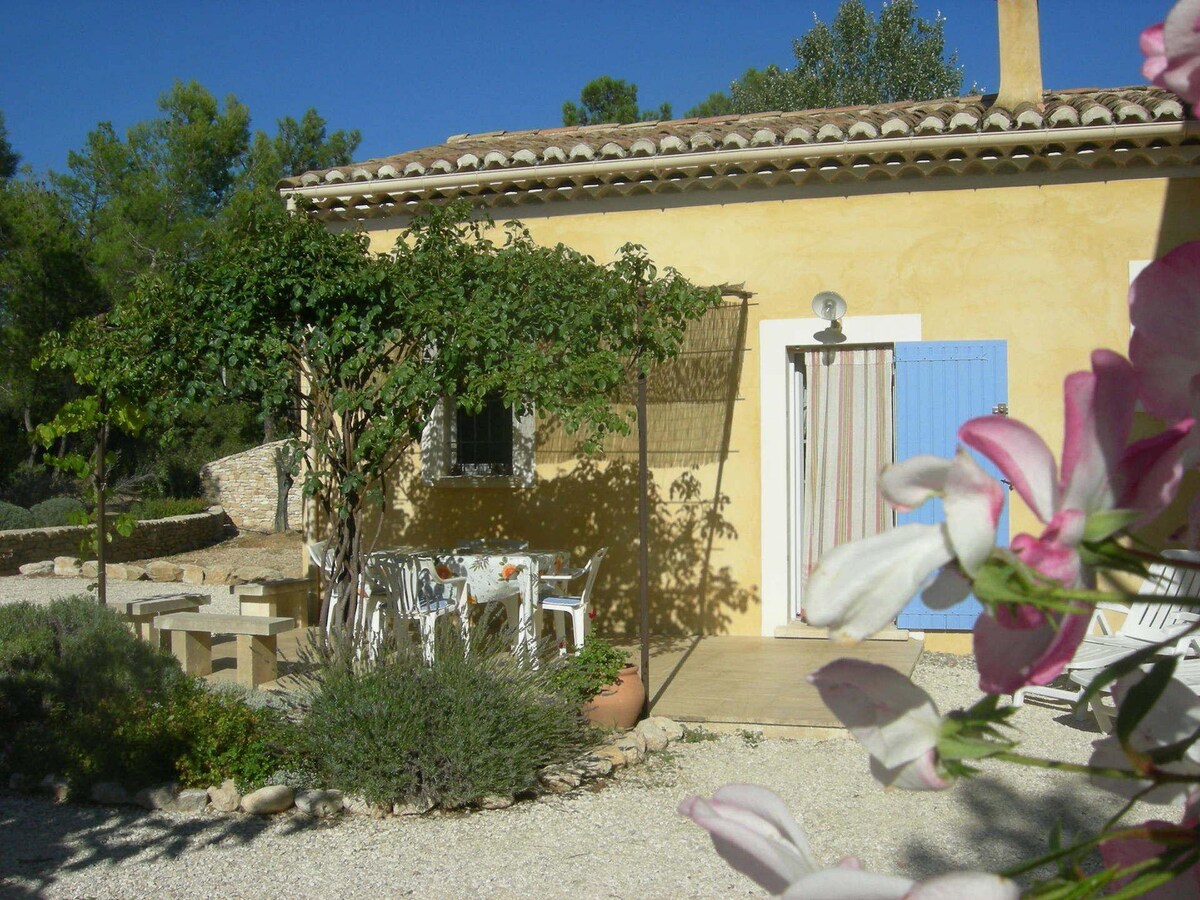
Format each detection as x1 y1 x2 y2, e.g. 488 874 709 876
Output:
800 346 895 616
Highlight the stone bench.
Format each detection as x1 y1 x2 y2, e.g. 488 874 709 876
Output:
106 593 209 650
154 612 294 689
236 577 313 628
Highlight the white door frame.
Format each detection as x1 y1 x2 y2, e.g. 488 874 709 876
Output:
758 314 923 636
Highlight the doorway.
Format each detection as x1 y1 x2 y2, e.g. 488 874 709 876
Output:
789 345 895 619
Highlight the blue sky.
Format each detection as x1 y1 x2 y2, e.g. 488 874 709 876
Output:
0 1 1173 178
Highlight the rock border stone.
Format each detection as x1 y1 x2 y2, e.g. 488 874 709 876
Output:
2 715 691 821
16 556 288 586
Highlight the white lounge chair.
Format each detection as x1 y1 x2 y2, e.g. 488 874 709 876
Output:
1013 549 1200 709
537 547 607 653
1068 655 1200 732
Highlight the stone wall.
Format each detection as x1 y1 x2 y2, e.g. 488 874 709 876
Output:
199 440 303 533
0 508 230 575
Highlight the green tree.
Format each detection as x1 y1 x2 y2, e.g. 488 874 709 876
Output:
562 76 672 126
52 80 252 302
163 201 717 636
684 92 737 119
35 294 186 605
0 180 104 458
0 112 19 180
728 0 963 114
40 85 361 501
228 108 361 222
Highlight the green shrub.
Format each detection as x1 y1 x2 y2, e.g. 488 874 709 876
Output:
0 500 35 531
129 497 208 520
0 461 79 509
0 597 188 789
0 598 297 793
132 682 295 793
297 629 593 809
546 636 630 706
29 496 86 527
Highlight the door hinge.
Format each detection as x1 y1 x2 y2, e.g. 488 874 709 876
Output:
992 403 1009 416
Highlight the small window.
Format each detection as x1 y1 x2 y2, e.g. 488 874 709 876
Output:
451 395 513 477
421 395 534 487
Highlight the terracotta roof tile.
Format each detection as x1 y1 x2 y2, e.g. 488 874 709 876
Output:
279 87 1188 193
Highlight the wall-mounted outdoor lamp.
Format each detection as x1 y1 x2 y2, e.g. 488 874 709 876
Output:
812 291 847 333
811 292 848 364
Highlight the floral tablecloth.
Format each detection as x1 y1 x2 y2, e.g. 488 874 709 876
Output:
434 549 569 656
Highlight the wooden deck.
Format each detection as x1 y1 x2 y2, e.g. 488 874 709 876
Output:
204 627 922 736
621 635 923 735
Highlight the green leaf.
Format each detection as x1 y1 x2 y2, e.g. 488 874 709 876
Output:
1082 509 1141 543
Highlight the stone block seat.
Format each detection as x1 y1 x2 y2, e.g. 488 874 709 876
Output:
106 593 209 650
154 611 294 689
235 577 313 628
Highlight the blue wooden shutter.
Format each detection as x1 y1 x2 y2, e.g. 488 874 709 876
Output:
894 341 1008 630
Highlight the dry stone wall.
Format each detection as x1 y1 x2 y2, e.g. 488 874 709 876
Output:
0 508 230 575
199 440 303 533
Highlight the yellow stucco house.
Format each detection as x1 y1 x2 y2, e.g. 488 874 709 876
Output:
280 10 1200 647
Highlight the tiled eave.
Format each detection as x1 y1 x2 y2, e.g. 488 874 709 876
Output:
283 118 1200 224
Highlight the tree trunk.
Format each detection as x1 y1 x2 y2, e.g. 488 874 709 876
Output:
23 408 37 465
318 502 364 642
272 443 295 533
95 422 108 608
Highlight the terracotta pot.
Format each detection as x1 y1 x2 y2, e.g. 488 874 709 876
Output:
582 664 645 729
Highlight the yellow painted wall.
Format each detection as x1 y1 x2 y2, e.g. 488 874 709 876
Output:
352 174 1200 639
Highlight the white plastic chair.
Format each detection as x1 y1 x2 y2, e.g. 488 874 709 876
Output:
1013 549 1200 709
309 541 383 636
537 547 607 653
307 540 330 573
365 555 469 663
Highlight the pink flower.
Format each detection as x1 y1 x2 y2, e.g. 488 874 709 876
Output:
1130 241 1200 422
960 350 1186 693
678 784 1018 897
1100 794 1200 899
808 659 950 791
805 450 1002 641
1141 0 1200 107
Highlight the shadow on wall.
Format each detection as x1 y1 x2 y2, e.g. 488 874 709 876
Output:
375 459 756 637
367 300 756 636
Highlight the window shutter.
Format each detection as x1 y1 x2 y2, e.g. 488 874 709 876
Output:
894 341 1009 630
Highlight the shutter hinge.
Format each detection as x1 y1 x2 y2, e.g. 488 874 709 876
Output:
992 403 1009 416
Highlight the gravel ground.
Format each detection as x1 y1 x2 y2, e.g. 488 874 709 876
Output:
0 630 1164 899
0 574 238 611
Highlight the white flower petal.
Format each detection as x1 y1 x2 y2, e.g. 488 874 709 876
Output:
879 455 952 511
870 748 952 792
808 660 942 770
679 784 819 894
943 449 1003 574
783 868 914 899
905 873 1021 899
805 525 953 641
